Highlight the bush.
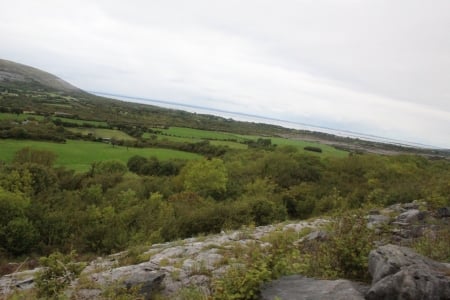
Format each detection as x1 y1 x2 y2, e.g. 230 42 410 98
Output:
213 243 271 300
298 212 376 281
304 146 322 153
35 251 85 299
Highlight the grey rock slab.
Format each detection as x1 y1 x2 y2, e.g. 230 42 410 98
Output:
260 275 367 300
366 265 450 300
75 288 102 300
367 244 450 300
123 271 165 300
368 244 444 284
367 214 390 229
396 209 422 223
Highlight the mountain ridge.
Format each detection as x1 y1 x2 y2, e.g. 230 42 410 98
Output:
0 59 82 93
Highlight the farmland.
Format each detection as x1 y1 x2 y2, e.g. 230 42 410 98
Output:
147 126 347 157
67 128 135 141
0 139 201 172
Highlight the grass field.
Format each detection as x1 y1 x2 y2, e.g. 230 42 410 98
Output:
152 127 246 142
270 137 348 157
0 139 202 172
0 112 44 121
68 128 135 141
210 140 248 149
53 117 108 127
0 113 108 127
150 127 347 157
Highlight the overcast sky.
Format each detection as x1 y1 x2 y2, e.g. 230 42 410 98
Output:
1 0 449 148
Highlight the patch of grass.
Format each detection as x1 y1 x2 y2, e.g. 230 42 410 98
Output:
411 226 450 262
52 116 108 127
210 140 248 149
270 137 348 157
67 128 135 141
0 139 202 172
188 261 212 276
43 103 72 108
176 286 209 300
155 135 202 143
151 127 346 157
0 112 44 121
152 127 245 142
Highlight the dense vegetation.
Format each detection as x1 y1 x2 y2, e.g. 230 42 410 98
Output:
0 145 448 263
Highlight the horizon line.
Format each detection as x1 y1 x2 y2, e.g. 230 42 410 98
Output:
90 90 445 150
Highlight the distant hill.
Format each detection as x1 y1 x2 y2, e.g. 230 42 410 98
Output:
0 59 82 93
1 58 448 157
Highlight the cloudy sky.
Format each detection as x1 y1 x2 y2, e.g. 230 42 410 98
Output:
1 0 449 148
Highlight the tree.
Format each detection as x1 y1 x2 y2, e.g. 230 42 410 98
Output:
0 187 37 255
91 160 127 176
13 147 57 167
182 158 228 198
127 155 148 174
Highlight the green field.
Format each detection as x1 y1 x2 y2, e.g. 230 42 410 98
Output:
152 127 246 142
270 137 348 157
0 112 44 121
68 128 135 141
210 140 248 149
0 113 107 127
0 139 202 172
150 127 347 157
53 116 108 127
44 103 72 108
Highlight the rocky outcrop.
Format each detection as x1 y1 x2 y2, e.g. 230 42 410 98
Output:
1 201 447 299
366 244 450 300
72 218 328 299
260 275 368 300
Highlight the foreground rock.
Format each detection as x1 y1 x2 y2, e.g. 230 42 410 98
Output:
366 244 450 300
73 219 328 299
261 275 368 300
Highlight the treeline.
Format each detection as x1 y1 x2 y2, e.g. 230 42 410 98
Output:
0 117 230 156
0 120 66 142
0 146 449 262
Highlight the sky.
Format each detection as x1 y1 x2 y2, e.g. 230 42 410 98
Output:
1 0 449 148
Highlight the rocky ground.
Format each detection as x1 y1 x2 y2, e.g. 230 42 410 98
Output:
1 202 449 299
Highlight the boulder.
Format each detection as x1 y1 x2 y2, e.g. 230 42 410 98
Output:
366 244 450 300
123 271 165 299
301 230 329 242
396 209 425 223
367 214 390 229
260 275 367 300
437 207 450 218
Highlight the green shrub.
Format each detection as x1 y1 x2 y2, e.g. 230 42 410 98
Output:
297 212 376 281
35 251 85 299
304 146 322 153
411 226 450 262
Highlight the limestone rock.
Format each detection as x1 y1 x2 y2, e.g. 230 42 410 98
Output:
300 230 329 242
366 244 450 300
366 214 390 229
437 207 450 218
260 275 367 300
396 209 425 223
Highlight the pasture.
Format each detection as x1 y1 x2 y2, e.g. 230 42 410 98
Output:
149 127 347 157
0 139 202 172
67 128 135 141
151 126 246 142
